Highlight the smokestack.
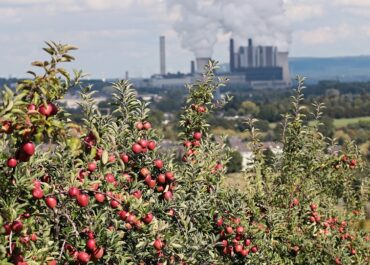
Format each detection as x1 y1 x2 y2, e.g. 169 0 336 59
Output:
277 52 291 86
190 61 195 75
230 38 235 73
196 57 211 73
248 38 253 47
125 71 129 80
167 1 291 60
159 36 166 76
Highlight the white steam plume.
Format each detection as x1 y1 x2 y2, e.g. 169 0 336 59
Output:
166 0 291 57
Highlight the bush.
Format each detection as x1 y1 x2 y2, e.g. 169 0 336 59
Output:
227 151 243 173
0 44 369 264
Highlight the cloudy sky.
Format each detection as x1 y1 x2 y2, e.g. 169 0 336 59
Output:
1 0 370 78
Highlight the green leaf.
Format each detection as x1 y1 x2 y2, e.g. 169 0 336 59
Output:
102 150 109 165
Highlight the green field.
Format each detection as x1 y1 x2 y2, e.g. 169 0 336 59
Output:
270 116 370 130
333 116 370 128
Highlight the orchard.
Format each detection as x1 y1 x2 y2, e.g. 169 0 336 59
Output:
0 43 369 264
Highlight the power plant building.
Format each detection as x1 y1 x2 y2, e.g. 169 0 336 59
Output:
229 38 290 86
152 36 291 89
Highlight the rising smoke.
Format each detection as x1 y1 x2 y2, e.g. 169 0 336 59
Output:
166 0 291 58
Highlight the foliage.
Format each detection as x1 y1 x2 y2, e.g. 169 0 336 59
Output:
0 44 369 265
227 151 243 173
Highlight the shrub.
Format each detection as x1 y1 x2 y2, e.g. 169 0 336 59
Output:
0 44 369 264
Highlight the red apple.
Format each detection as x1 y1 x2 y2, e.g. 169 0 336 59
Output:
87 162 97 172
165 171 175 182
77 251 90 264
142 212 154 224
11 220 23 233
118 210 128 221
32 188 44 199
120 153 129 163
234 244 242 253
45 197 57 209
163 191 173 201
110 199 120 208
225 227 233 234
76 194 89 207
154 159 164 169
68 187 80 197
193 132 202 140
132 143 142 154
7 158 17 168
105 173 116 183
38 103 53 117
153 239 164 250
92 247 104 260
236 226 244 235
136 121 143 130
30 233 37 242
132 190 142 199
94 193 105 203
143 121 152 130
241 249 249 256
86 238 96 251
140 167 150 177
138 139 148 148
157 173 166 184
22 142 35 156
148 140 156 150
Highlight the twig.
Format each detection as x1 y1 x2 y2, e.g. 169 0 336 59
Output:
58 239 66 261
9 231 12 254
63 213 79 238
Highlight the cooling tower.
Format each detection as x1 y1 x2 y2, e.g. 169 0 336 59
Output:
196 57 211 73
190 60 195 75
277 52 291 86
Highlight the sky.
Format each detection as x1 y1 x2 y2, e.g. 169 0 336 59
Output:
1 0 370 78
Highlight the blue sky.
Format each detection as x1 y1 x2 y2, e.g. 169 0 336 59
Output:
1 0 370 78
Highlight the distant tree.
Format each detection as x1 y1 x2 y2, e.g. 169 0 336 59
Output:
258 103 279 122
262 148 275 167
238 100 259 116
319 116 335 137
325 88 340 98
148 109 164 128
255 119 270 132
227 150 243 173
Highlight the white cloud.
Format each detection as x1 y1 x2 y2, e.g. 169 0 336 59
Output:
334 0 370 7
0 0 49 4
296 24 351 45
285 4 324 22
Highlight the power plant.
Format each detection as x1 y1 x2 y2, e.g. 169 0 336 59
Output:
146 36 291 89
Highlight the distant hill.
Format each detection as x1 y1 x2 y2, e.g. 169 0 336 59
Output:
289 56 370 84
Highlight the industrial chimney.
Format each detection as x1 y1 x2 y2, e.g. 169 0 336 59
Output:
159 36 166 76
196 57 211 73
230 38 235 72
190 60 195 75
248 38 253 47
277 52 291 86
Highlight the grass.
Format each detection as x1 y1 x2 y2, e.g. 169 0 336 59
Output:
271 116 370 130
332 116 370 128
223 172 247 190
